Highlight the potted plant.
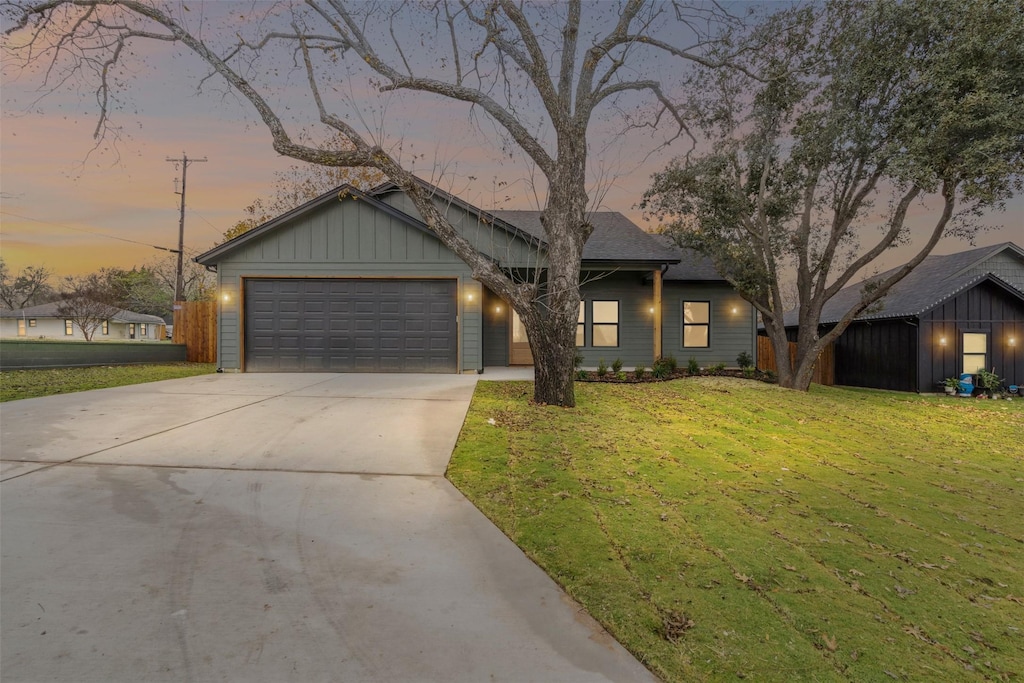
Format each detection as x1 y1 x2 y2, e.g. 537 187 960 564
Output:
976 368 1002 398
942 377 961 395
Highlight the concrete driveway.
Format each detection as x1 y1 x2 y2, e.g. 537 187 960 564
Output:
1 373 655 683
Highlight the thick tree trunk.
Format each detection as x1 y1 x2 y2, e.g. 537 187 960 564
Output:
521 157 590 407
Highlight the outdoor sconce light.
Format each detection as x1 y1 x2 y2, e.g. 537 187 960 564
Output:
222 292 230 302
467 293 474 302
1011 337 1017 347
649 306 655 314
731 306 739 314
495 305 502 314
939 337 947 346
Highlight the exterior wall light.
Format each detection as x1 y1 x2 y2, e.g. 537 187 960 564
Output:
649 306 655 314
222 292 230 302
495 306 502 314
731 306 739 314
467 293 474 302
1011 337 1017 347
939 337 947 346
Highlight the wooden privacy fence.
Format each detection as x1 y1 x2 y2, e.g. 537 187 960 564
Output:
757 336 835 386
173 301 217 363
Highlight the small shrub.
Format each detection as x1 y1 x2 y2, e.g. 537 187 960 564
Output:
765 369 777 382
710 362 726 374
611 358 623 373
576 369 589 381
737 351 754 369
616 371 627 381
651 359 670 379
663 355 678 372
686 357 700 374
742 366 756 379
597 359 608 377
634 365 646 379
574 351 585 369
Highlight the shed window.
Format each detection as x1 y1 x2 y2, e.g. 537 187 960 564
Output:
683 302 710 347
65 319 74 335
576 301 585 346
592 301 619 347
17 319 26 336
963 333 987 374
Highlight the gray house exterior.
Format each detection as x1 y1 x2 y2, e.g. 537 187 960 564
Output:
195 181 755 374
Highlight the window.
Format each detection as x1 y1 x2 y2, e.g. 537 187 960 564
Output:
683 301 710 347
102 320 109 335
129 323 136 339
963 332 987 374
28 319 36 327
592 301 619 347
65 319 74 335
140 323 148 337
576 301 585 346
17 319 26 336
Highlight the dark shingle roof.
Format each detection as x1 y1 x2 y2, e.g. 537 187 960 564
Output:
0 301 166 324
489 210 680 263
783 242 1024 326
651 235 727 281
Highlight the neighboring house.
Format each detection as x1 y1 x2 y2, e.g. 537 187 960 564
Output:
780 242 1024 392
0 302 167 341
194 180 756 374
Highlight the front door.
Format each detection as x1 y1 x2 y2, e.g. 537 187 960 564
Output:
510 310 534 365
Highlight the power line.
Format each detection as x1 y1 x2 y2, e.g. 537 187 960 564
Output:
0 210 180 252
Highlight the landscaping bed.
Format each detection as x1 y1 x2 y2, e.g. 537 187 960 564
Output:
448 377 1024 682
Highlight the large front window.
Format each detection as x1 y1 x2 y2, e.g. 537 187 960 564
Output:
592 301 619 347
963 332 987 374
683 302 710 347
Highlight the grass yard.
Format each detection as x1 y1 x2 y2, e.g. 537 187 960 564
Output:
448 378 1024 682
0 363 216 402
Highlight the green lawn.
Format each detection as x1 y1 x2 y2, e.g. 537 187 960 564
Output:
448 378 1024 682
0 363 216 402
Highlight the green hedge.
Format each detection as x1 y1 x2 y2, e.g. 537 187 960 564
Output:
1 340 187 370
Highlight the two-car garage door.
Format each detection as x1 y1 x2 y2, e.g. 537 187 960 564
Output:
244 278 457 373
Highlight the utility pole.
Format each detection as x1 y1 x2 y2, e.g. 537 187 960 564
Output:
166 152 207 302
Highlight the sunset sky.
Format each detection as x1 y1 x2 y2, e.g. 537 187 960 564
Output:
1 1 1020 281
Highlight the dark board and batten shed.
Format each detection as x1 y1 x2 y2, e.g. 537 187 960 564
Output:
783 242 1024 393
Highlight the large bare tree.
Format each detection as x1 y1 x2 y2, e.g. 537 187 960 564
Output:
3 0 753 405
644 0 1024 390
57 272 123 341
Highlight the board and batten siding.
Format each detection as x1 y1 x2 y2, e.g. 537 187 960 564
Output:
376 190 544 269
214 197 481 372
917 279 1024 392
661 283 755 367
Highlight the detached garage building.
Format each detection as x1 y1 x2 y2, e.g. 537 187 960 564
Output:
196 180 755 374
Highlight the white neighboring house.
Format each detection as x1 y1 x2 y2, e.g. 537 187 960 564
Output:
0 302 166 341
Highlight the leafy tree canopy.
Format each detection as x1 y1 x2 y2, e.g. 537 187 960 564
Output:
643 0 1024 390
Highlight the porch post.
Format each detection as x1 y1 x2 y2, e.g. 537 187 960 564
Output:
653 268 663 361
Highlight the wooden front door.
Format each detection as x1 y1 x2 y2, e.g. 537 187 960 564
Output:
510 310 534 365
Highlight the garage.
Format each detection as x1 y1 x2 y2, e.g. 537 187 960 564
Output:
244 278 457 373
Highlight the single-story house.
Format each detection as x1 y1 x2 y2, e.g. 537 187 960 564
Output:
194 180 756 374
780 242 1024 392
0 302 167 341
